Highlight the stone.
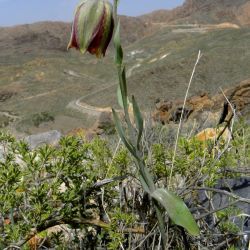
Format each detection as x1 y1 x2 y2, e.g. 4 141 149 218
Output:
198 178 250 232
24 130 61 149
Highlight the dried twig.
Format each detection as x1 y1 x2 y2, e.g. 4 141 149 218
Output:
132 223 158 250
168 51 202 188
214 236 238 250
220 167 250 174
195 200 239 220
192 187 250 204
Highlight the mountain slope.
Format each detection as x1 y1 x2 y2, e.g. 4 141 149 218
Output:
140 0 250 26
0 16 153 58
0 0 250 135
84 26 250 110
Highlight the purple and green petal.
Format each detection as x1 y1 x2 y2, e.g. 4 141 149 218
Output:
88 2 114 57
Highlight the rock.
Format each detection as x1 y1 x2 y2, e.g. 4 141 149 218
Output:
198 178 250 232
169 104 193 123
24 130 61 149
195 127 231 142
155 100 173 111
193 110 221 126
153 80 250 125
227 80 250 114
188 93 214 111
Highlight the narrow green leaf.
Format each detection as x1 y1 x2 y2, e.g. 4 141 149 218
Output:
151 188 200 236
112 109 137 159
132 95 143 147
154 203 168 247
114 21 123 66
140 165 155 191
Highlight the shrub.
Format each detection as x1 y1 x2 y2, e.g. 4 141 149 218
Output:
31 112 55 127
0 120 249 249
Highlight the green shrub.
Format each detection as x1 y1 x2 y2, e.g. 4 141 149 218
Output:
31 112 55 127
0 120 249 249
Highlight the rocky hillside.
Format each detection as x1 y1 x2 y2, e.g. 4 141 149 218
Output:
0 0 250 135
1 0 249 58
0 22 70 55
0 16 153 58
153 79 250 125
140 0 250 26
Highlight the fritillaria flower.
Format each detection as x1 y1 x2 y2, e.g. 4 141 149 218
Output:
68 0 114 58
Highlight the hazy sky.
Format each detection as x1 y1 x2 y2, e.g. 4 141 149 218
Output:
0 0 184 27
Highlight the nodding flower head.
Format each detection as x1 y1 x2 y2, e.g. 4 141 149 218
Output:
67 0 114 58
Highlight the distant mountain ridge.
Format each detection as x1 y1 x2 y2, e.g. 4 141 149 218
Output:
1 0 249 56
140 0 250 26
0 16 154 58
0 22 70 55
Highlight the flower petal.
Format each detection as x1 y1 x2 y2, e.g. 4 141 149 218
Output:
68 0 114 57
88 1 114 57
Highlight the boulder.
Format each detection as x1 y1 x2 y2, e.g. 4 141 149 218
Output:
197 178 250 232
24 130 61 149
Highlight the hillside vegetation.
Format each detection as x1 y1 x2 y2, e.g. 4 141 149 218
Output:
140 0 250 25
0 118 249 249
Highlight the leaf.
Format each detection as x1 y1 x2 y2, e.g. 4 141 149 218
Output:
114 21 123 66
151 188 200 236
112 109 137 159
154 203 168 246
132 96 143 147
92 175 128 188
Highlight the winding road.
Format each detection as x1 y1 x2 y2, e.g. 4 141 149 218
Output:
66 62 142 116
0 111 19 120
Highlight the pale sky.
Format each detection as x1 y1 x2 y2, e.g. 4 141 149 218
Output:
0 0 184 27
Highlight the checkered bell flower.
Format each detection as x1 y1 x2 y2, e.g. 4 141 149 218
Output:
68 0 114 58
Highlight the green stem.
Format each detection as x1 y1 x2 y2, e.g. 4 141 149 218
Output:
113 0 118 27
112 1 166 247
137 158 155 192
